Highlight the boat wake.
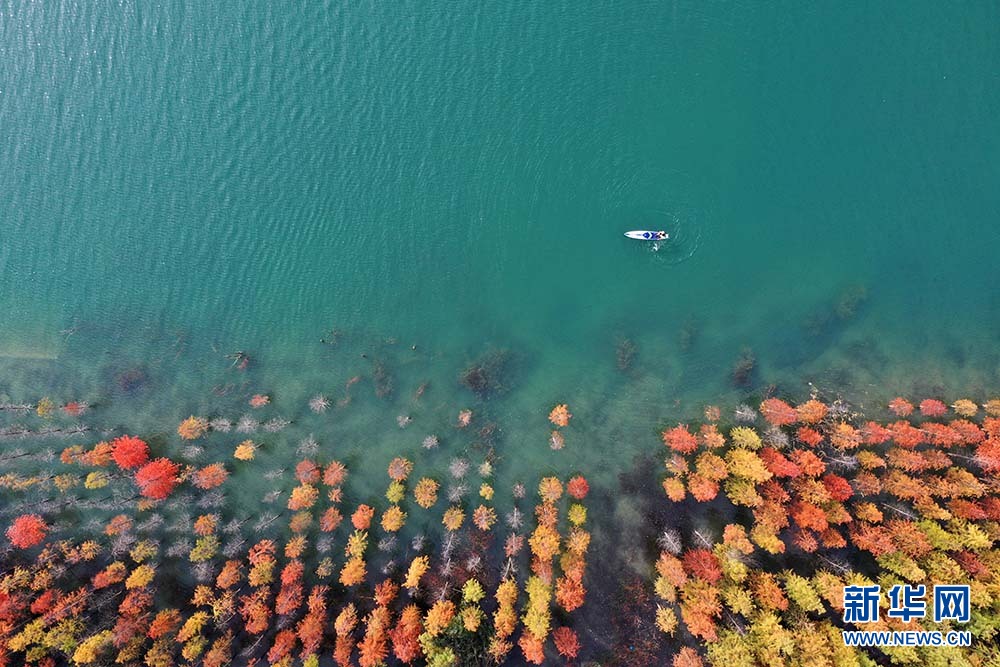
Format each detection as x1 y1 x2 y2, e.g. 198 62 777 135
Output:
633 208 702 265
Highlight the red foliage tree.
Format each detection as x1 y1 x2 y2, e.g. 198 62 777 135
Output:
298 586 328 656
6 514 47 548
320 507 343 532
519 632 545 665
919 398 947 417
790 501 828 533
115 588 153 646
552 627 580 659
662 425 698 454
760 398 797 426
949 499 987 521
29 588 57 615
657 553 688 588
296 460 321 484
148 610 182 639
566 475 590 499
829 422 862 450
759 480 791 505
796 399 828 423
796 426 823 447
821 474 853 501
886 520 933 558
276 560 305 616
134 458 181 499
679 581 720 641
352 505 375 530
953 551 988 579
949 419 985 445
791 528 819 552
752 572 788 611
982 497 1000 520
759 448 801 478
359 607 391 667
849 523 895 557
852 471 882 495
889 421 924 448
682 549 722 584
888 397 914 416
861 420 892 444
886 447 931 472
820 527 847 549
324 460 348 487
923 423 962 448
62 401 88 417
267 629 297 664
976 438 1000 473
240 588 272 634
555 575 586 612
788 449 825 477
111 435 150 470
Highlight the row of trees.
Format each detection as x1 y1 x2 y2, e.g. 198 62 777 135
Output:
1 425 592 666
653 396 1000 666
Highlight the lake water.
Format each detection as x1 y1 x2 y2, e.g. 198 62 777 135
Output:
1 1 999 655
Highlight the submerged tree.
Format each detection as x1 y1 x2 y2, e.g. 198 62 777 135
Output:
177 416 209 440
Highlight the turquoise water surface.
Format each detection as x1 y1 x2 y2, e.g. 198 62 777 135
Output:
1 0 999 622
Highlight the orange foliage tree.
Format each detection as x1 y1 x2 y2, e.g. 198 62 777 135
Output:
177 416 208 440
192 463 229 490
796 399 828 423
288 484 319 511
549 403 572 427
352 504 375 530
334 603 359 666
388 604 423 663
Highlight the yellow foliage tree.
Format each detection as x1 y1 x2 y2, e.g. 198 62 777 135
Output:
380 506 406 532
521 576 552 640
413 478 439 509
403 555 430 590
72 630 113 664
125 564 155 589
234 440 256 460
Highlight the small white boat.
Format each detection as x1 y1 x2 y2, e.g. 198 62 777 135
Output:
624 230 668 241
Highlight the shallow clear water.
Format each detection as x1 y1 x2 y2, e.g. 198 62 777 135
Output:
1 0 999 545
